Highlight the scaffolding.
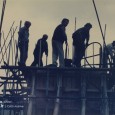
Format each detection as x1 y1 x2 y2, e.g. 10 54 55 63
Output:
0 26 115 115
0 1 115 114
0 65 115 115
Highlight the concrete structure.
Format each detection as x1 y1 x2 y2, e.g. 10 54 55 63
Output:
0 66 115 115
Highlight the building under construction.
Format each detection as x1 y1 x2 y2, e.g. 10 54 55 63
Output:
0 40 115 115
0 0 115 115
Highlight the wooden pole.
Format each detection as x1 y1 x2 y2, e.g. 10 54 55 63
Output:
45 69 50 115
2 31 7 61
92 0 112 69
75 17 76 31
0 0 6 48
72 17 77 60
102 24 107 68
101 74 109 115
39 40 42 67
81 73 86 115
15 40 19 66
0 26 17 64
16 20 22 65
0 21 15 54
92 0 105 44
27 71 36 115
0 0 6 33
53 73 62 115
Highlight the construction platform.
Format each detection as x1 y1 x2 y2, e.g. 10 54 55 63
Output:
0 66 115 115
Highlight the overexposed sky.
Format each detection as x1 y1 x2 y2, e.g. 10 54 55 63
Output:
0 0 115 66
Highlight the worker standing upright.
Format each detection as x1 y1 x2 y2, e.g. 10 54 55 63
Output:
18 21 31 66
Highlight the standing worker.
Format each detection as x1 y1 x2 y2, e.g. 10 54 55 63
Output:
31 34 48 67
72 23 92 67
18 21 31 66
52 18 69 67
104 41 115 68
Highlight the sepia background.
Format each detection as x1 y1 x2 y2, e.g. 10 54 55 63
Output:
0 0 115 66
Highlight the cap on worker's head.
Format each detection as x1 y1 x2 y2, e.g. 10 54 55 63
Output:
112 41 115 46
24 21 31 27
43 34 48 40
84 23 92 29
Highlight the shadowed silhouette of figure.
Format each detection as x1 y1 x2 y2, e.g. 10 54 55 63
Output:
72 23 92 67
103 41 115 68
18 21 31 66
31 34 48 67
52 18 69 67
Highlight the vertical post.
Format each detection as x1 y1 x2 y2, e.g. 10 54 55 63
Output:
72 17 77 60
81 73 86 115
92 0 112 69
103 24 106 47
99 47 102 68
84 49 87 68
93 43 94 67
75 17 76 31
53 73 62 115
15 40 18 66
15 20 22 64
101 73 109 115
39 40 42 67
45 69 49 115
0 0 7 48
0 21 14 55
3 81 6 96
0 103 3 115
92 0 105 43
0 33 1 49
27 70 36 115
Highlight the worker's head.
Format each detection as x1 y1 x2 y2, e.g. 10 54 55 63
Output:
42 34 48 41
61 18 69 27
24 21 31 29
84 23 92 29
112 41 115 47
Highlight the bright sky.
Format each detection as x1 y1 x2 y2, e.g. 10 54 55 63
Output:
0 0 115 66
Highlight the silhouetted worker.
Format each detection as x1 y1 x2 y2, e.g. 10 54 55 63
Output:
52 18 69 67
31 34 48 67
18 21 31 66
72 23 92 67
104 41 115 67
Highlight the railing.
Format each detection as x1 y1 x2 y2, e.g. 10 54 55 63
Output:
82 42 102 68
